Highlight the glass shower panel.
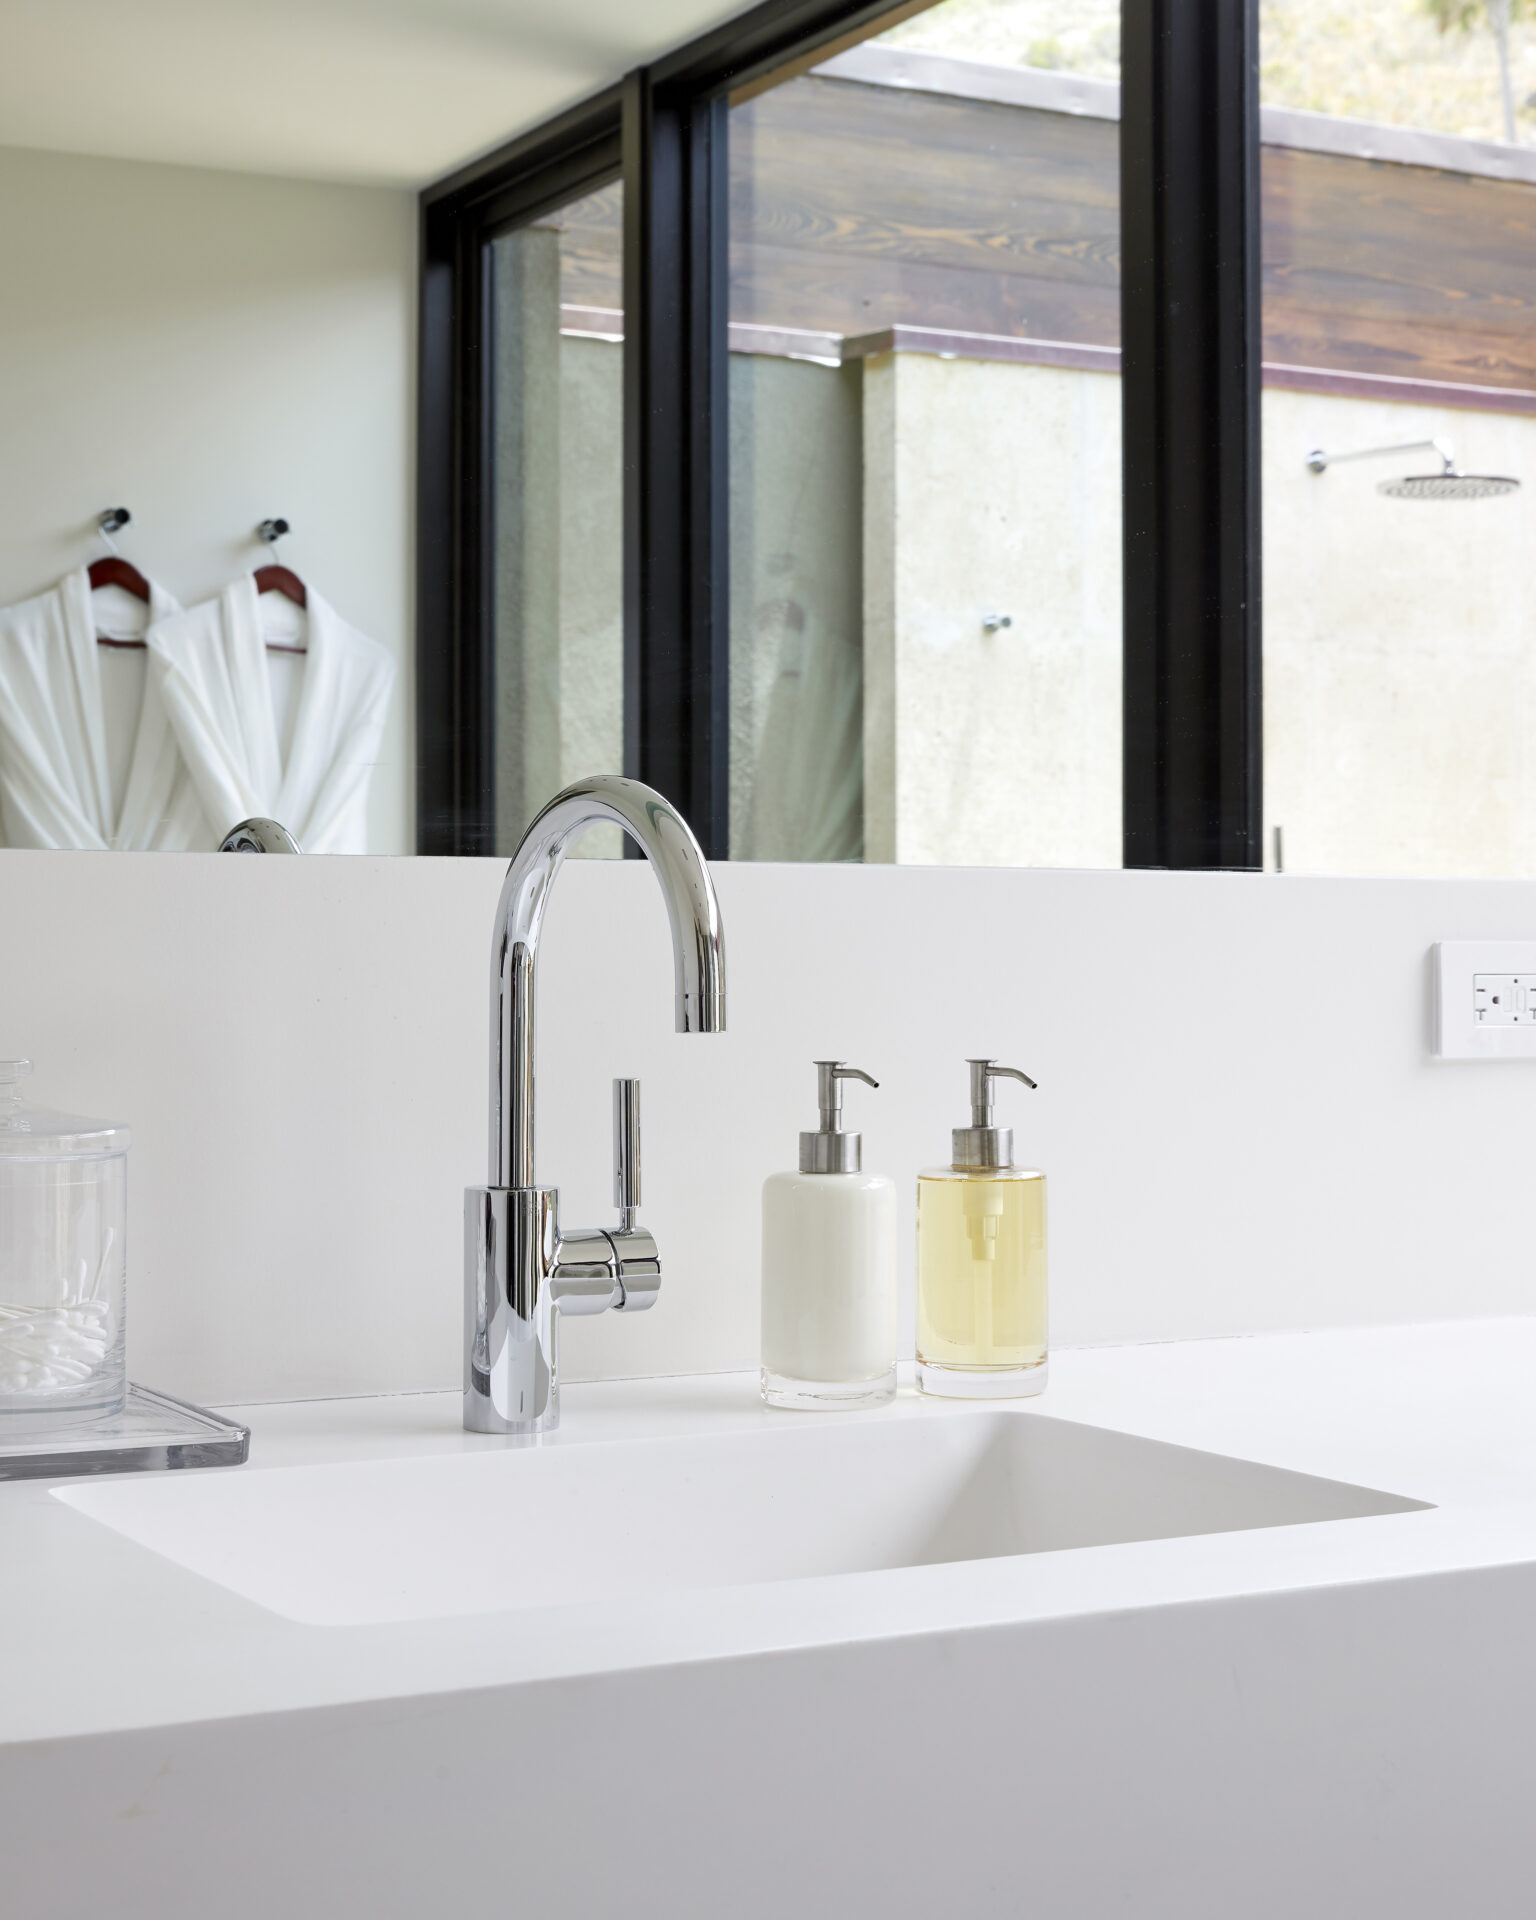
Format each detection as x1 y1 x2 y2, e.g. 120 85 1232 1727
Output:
727 0 1123 866
1260 1 1536 877
490 180 624 858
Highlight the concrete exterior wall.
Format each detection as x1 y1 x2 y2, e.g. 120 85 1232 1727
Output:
1263 386 1536 879
492 226 563 852
863 350 1124 867
500 331 1536 883
728 352 864 861
531 340 868 867
492 287 623 859
861 353 1536 879
556 336 624 857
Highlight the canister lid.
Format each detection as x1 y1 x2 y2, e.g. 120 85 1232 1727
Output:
0 1061 130 1157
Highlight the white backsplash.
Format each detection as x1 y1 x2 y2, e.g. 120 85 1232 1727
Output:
2 849 1533 1405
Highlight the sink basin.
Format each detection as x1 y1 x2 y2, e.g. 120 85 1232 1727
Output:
56 1408 1425 1627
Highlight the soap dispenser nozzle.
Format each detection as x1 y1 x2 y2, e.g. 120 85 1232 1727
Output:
800 1060 879 1173
955 1057 1037 1169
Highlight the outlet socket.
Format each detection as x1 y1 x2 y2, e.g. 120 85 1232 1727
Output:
1473 975 1536 1026
1435 943 1536 1058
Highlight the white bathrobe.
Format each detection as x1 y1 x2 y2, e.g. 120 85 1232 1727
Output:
0 566 211 850
146 575 395 855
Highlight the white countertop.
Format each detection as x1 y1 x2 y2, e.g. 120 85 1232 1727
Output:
7 1316 1536 1750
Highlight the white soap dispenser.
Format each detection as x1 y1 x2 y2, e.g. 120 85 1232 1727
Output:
760 1060 898 1411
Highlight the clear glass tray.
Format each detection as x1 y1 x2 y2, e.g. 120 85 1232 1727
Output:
0 1383 249 1481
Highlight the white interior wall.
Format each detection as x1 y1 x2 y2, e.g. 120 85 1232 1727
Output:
0 145 417 855
0 0 758 187
2 849 1533 1408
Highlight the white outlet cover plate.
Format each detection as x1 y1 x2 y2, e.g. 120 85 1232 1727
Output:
1433 941 1536 1059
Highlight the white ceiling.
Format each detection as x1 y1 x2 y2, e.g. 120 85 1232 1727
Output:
0 0 755 189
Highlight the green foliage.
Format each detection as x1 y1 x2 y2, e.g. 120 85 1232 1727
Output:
1424 0 1533 33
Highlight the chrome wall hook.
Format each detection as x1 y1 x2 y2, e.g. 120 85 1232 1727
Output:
256 517 290 548
97 507 131 554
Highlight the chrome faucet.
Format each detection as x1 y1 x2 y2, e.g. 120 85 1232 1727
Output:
464 775 726 1435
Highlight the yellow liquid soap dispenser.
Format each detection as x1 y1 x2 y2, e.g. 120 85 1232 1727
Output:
916 1058 1047 1398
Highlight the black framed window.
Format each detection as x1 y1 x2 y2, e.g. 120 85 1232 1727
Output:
1256 6 1536 881
418 0 1261 870
728 14 1128 867
418 92 623 856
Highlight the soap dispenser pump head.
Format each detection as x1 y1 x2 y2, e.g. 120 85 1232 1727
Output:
800 1060 879 1173
954 1057 1037 1169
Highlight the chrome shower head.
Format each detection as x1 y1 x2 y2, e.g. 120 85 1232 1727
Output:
1377 469 1519 501
1307 436 1520 501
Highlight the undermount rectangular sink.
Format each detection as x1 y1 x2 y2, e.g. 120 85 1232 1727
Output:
56 1410 1426 1627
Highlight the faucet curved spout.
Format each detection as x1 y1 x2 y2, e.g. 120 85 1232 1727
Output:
466 776 726 1437
489 774 726 1189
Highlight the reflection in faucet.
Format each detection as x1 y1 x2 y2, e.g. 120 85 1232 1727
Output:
465 775 726 1436
218 817 302 853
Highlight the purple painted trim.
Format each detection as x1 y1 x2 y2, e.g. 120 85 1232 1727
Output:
842 326 1121 372
562 308 1536 414
1261 361 1536 416
560 304 624 338
844 326 1536 414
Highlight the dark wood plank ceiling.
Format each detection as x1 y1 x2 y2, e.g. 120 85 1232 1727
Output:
1262 144 1536 390
557 74 1536 393
729 75 1121 347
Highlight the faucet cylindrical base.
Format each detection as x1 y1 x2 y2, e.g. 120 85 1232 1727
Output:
464 1185 560 1435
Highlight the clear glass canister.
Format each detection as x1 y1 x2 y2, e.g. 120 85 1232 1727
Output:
0 1061 129 1428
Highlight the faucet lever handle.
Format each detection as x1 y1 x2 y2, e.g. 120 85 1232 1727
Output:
613 1077 641 1230
610 1076 660 1313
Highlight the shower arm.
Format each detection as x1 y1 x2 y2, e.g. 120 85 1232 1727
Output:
1306 438 1455 476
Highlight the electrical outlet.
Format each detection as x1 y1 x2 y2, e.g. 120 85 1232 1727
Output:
1473 975 1536 1026
1435 943 1536 1058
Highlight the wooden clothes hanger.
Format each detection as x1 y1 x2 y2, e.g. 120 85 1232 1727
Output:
253 518 308 654
88 508 153 647
83 512 312 655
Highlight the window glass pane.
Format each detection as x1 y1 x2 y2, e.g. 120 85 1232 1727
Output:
1260 3 1535 876
727 0 1123 866
490 180 624 857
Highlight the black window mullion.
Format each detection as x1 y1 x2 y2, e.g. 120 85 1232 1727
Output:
417 203 494 855
422 0 1265 871
622 75 730 859
416 99 621 856
1120 0 1263 870
416 201 457 854
619 0 917 861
